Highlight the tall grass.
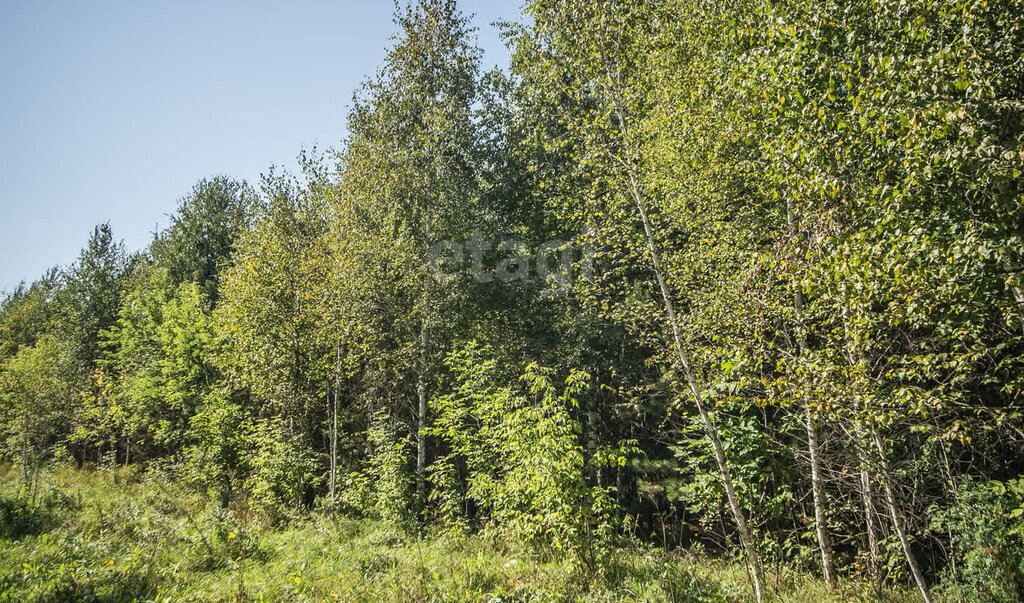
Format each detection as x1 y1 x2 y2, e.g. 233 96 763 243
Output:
0 466 914 602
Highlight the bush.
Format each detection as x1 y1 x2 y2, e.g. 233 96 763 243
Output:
344 411 414 524
431 345 615 571
182 390 246 504
933 477 1024 602
0 495 46 539
242 417 318 524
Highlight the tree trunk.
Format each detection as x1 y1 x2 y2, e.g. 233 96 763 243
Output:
787 197 837 588
328 377 337 505
805 407 837 587
842 308 929 601
630 170 766 603
587 400 600 486
331 386 338 503
416 323 429 505
858 447 883 584
861 465 883 581
872 429 933 603
603 76 765 602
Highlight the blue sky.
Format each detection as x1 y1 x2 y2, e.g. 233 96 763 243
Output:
0 0 521 292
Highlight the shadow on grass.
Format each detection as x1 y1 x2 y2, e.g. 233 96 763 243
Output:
0 568 159 603
0 489 79 540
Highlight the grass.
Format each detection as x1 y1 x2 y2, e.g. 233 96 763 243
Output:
0 465 918 602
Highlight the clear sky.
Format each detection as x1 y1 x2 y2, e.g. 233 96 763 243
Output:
0 0 522 293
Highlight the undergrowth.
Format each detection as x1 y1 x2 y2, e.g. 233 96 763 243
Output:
0 466 916 602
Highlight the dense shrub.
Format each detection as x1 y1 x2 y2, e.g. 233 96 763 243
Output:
242 417 318 524
341 411 415 524
934 477 1024 602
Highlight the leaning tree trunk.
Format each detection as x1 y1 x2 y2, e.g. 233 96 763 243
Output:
597 59 766 601
842 311 889 589
872 429 933 603
852 429 885 587
628 165 767 603
841 308 932 603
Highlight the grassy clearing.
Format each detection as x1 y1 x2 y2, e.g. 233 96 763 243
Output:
0 466 915 602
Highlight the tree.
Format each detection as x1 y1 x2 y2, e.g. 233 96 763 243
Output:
508 1 770 596
736 0 1024 598
340 0 482 506
216 165 330 468
102 264 220 462
55 223 127 382
431 343 614 571
0 271 59 361
53 223 127 464
151 176 257 304
0 336 70 495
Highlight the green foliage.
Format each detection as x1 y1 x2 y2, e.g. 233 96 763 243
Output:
216 175 328 429
431 344 615 567
3 0 1023 596
242 417 318 524
103 267 220 458
150 176 257 304
0 272 58 360
933 477 1024 602
0 487 78 540
181 389 246 504
2 468 873 602
670 408 797 538
345 412 415 524
0 336 69 481
54 223 127 382
184 506 266 571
